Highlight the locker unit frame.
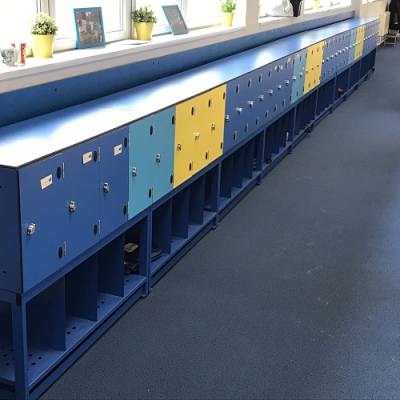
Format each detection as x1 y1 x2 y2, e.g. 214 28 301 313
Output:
0 18 378 400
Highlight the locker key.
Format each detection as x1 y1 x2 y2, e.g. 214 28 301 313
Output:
247 100 254 108
68 200 77 213
103 182 110 193
132 167 138 176
155 154 161 163
27 223 36 236
236 107 243 114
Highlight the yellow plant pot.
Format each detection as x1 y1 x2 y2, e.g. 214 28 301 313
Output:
135 22 154 41
222 12 234 27
32 35 55 58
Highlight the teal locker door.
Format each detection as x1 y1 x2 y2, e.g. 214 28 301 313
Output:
152 107 175 203
129 116 154 219
291 50 307 104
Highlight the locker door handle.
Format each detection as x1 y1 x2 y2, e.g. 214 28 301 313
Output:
27 223 36 236
69 200 77 213
236 107 243 114
194 132 201 140
103 182 110 193
132 167 138 176
155 154 161 163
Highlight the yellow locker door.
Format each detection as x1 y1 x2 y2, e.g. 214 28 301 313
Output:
355 26 365 60
174 99 198 188
203 85 227 164
313 42 324 88
304 42 323 93
191 92 209 175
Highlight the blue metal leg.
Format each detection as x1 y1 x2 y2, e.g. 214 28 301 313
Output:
12 300 28 400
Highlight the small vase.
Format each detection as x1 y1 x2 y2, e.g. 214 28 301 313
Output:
135 22 154 41
222 12 234 27
32 35 55 58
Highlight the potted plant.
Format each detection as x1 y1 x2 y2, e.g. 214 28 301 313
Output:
221 0 236 27
31 13 58 58
132 6 157 41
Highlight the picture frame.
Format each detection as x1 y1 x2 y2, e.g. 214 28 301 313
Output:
162 5 188 35
73 7 106 49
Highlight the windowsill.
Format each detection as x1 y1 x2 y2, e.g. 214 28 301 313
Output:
0 24 244 83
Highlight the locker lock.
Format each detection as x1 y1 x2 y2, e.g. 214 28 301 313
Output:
236 107 243 114
258 94 264 101
132 167 138 176
194 132 201 140
268 89 274 96
177 144 182 151
299 72 304 77
247 100 254 108
103 182 110 193
211 123 216 131
284 80 290 86
68 200 77 213
225 115 230 122
277 85 282 90
292 76 297 81
155 154 161 163
27 223 36 236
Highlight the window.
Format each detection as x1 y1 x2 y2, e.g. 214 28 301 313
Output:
49 0 130 50
134 0 221 34
304 0 351 13
259 0 293 18
0 0 38 47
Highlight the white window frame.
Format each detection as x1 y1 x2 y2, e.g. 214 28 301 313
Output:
38 0 131 51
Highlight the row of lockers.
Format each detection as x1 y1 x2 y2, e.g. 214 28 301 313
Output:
0 20 378 293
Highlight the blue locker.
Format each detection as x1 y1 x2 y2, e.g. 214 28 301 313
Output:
129 116 154 218
152 107 175 203
291 50 307 104
19 153 69 291
224 74 257 153
99 127 129 238
64 139 101 259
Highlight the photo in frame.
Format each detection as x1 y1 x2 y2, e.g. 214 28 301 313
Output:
162 5 188 35
74 7 105 48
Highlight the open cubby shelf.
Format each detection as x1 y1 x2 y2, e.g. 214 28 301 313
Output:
0 220 148 389
150 167 219 278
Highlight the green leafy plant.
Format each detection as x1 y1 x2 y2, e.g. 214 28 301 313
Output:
221 0 236 13
132 6 157 23
31 13 58 35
